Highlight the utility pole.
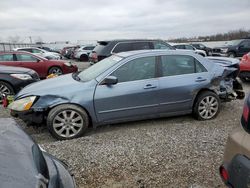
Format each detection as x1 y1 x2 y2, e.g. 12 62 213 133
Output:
29 36 32 44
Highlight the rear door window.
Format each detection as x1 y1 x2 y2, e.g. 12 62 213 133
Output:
112 43 133 53
16 54 38 62
0 54 14 61
185 45 195 50
174 45 185 49
132 42 151 50
160 55 206 77
153 41 173 49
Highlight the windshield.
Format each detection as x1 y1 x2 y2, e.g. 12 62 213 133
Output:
226 39 243 46
77 55 123 82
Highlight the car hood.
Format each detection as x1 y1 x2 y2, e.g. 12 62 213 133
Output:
0 118 48 188
16 74 81 98
0 65 33 74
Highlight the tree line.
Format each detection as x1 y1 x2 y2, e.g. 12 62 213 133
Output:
168 29 250 43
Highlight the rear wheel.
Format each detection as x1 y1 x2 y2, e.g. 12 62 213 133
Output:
47 104 89 140
48 66 63 75
0 81 14 103
193 91 220 120
80 54 89 62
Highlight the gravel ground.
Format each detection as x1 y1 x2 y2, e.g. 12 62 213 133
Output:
1 63 250 187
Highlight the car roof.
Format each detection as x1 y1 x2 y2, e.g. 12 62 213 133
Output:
98 39 167 43
116 49 196 58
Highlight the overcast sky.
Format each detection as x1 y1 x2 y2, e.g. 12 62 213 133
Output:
0 0 249 43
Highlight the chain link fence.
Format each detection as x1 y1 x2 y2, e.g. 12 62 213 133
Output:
0 43 39 52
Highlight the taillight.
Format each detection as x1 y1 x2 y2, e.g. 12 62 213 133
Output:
241 103 250 133
243 104 249 122
91 52 98 62
219 165 229 183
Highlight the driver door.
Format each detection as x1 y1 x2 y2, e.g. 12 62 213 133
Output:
94 56 159 123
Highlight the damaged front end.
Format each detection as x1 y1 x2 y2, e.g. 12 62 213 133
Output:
211 66 245 102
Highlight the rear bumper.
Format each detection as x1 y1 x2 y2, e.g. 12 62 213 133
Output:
220 154 250 188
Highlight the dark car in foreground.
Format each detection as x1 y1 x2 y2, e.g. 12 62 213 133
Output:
0 118 75 188
220 93 250 188
9 50 244 140
0 51 77 78
0 65 39 102
89 39 175 63
212 38 250 57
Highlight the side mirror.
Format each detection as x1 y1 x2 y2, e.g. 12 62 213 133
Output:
102 76 118 85
239 45 244 49
36 59 41 62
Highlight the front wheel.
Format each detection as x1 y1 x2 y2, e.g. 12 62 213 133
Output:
47 104 89 140
0 81 14 103
193 91 220 120
48 66 63 75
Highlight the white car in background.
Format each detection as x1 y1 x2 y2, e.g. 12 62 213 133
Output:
14 47 61 60
73 45 95 61
172 43 207 57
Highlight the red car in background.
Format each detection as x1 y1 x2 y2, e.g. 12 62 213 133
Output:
0 51 77 78
239 52 250 81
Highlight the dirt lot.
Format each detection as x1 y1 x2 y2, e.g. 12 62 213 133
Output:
1 62 250 188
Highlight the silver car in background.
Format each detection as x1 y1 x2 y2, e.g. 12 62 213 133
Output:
9 50 244 140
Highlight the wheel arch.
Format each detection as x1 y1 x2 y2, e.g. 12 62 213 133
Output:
192 88 217 109
46 102 93 127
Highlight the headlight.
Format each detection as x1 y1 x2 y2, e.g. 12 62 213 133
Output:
221 48 228 53
8 96 36 111
10 74 32 80
64 62 72 67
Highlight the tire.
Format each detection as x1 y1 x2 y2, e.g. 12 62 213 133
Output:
80 54 89 62
228 52 236 58
48 66 63 75
0 81 14 102
193 91 220 120
47 104 89 140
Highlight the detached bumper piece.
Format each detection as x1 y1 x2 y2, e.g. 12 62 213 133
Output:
220 154 250 188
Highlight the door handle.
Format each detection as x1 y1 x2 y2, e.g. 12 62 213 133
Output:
144 84 157 89
195 77 207 82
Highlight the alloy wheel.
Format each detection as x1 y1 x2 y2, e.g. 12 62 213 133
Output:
198 96 218 119
53 110 84 138
0 83 11 102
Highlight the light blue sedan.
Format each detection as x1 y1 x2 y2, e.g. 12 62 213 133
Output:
9 50 244 140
